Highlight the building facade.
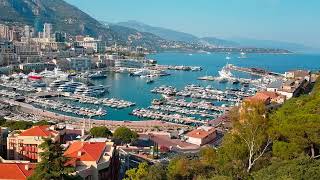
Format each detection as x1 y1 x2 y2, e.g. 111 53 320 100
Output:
7 125 60 163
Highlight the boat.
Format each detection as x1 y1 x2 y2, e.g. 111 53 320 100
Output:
191 66 202 71
218 66 233 78
225 56 231 60
49 79 69 88
88 71 107 79
238 52 247 59
146 79 154 84
40 67 69 79
57 81 83 92
31 81 46 87
28 72 43 80
130 69 150 76
75 85 107 96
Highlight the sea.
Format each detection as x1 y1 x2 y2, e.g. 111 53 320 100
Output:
58 52 320 121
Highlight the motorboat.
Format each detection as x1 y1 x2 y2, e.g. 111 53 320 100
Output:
28 72 43 80
88 71 107 79
49 79 69 88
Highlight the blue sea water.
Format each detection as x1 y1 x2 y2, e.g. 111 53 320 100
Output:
61 52 320 121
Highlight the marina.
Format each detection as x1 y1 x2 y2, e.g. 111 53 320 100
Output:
0 52 319 122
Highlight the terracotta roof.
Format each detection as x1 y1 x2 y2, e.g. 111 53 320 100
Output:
256 91 279 99
64 141 106 162
19 125 58 137
186 127 216 139
0 163 35 180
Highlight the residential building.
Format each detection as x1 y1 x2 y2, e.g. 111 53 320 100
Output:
285 70 310 80
185 126 217 146
244 91 286 105
7 125 61 162
114 59 144 68
0 127 9 158
0 162 35 179
0 24 10 40
19 63 56 73
43 23 52 39
75 36 105 53
64 141 119 180
67 57 92 71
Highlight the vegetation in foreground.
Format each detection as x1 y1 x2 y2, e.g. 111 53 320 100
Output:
124 79 320 180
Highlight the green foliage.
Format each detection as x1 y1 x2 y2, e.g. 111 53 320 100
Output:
34 120 53 126
113 126 138 144
89 126 112 138
253 157 320 180
3 120 33 130
124 162 149 180
0 117 6 126
28 138 75 180
270 80 320 159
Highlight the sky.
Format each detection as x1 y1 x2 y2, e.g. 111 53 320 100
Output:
65 0 319 48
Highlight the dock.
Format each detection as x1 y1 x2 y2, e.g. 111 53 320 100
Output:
225 64 283 77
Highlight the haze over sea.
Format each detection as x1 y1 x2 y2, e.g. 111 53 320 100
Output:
59 52 320 121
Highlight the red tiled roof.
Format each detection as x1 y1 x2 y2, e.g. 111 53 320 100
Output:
64 141 106 162
0 163 35 180
186 127 216 139
256 91 279 99
19 126 58 137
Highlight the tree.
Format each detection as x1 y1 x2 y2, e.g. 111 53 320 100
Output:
34 120 53 126
113 126 138 144
270 89 320 159
124 162 149 180
231 102 272 173
4 120 33 130
146 163 167 180
253 157 320 180
90 126 112 138
28 138 74 180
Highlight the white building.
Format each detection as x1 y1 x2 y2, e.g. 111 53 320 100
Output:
76 37 105 53
43 23 52 38
67 57 92 71
114 59 144 68
185 126 217 146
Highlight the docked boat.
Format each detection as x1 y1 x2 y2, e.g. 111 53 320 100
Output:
28 72 43 80
130 69 150 77
75 85 107 96
88 71 107 79
146 79 154 84
57 81 83 92
31 81 46 88
191 66 202 71
40 67 69 79
49 79 69 88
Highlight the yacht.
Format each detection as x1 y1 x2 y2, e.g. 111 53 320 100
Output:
191 66 202 71
130 69 150 76
75 85 106 96
225 56 231 60
238 52 247 59
88 71 107 79
40 67 69 79
28 72 43 80
218 66 233 78
57 81 83 92
31 81 46 87
49 79 69 88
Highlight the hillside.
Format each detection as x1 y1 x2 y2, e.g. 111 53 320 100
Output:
117 20 199 43
0 0 170 50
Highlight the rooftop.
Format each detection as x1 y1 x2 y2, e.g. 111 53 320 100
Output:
19 125 59 137
64 141 111 163
186 126 216 139
0 163 35 180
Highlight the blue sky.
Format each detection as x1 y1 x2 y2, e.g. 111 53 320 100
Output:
65 0 319 48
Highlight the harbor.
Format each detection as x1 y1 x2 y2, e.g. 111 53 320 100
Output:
0 52 318 123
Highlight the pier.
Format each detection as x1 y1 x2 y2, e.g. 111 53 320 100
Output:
225 64 283 77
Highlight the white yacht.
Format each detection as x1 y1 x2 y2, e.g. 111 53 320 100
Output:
75 85 106 96
57 81 83 92
40 67 69 79
218 66 233 78
88 71 107 79
49 79 69 88
131 69 150 76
